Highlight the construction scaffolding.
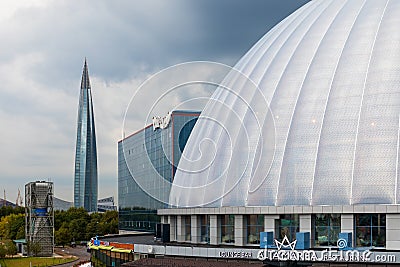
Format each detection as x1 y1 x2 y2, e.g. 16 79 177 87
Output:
25 181 54 256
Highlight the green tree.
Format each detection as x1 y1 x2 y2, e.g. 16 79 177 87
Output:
53 207 119 244
8 214 25 240
0 206 24 218
0 213 25 240
85 220 98 240
69 218 87 242
15 225 25 240
4 240 17 258
55 222 71 247
65 207 90 222
97 211 118 235
54 210 67 230
0 242 6 258
26 241 41 256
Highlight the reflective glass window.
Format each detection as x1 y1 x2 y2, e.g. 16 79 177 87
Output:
246 215 264 244
200 215 210 243
276 214 299 241
184 216 191 241
355 214 385 247
220 215 235 244
313 214 340 247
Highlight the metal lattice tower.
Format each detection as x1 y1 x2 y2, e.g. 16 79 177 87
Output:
25 181 54 256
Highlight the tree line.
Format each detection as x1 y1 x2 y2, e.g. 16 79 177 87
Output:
0 206 118 254
0 206 25 241
55 207 118 246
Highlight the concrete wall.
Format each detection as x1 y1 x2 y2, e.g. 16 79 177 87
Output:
386 214 400 250
210 215 219 245
234 215 245 246
191 215 200 243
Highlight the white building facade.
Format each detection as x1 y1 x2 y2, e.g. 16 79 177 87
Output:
156 0 400 264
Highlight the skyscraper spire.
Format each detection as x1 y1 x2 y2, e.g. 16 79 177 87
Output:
74 58 98 212
80 58 91 90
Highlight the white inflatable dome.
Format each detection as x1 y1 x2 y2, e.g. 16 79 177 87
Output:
170 0 400 207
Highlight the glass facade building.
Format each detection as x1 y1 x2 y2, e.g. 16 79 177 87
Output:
118 111 200 232
74 59 98 212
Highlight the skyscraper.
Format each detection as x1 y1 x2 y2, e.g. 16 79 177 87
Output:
74 59 98 212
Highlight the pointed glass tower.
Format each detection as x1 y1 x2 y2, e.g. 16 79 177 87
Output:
74 59 98 212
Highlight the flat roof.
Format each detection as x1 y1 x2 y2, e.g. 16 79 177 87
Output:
100 233 154 245
119 110 200 142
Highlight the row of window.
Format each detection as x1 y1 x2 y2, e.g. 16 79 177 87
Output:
177 214 386 248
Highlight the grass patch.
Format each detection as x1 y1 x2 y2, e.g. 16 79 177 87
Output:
0 256 77 267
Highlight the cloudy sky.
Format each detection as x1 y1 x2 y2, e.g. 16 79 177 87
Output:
0 0 309 204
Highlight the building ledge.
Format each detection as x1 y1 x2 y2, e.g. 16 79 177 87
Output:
158 204 400 215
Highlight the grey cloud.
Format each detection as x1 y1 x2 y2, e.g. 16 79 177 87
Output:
1 0 309 86
0 0 310 202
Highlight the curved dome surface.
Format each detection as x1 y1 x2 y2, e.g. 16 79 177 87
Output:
170 0 400 207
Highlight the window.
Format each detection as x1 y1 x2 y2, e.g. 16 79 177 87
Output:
184 216 191 241
313 214 340 247
200 215 210 243
355 214 385 247
276 214 299 241
246 215 264 244
220 215 235 244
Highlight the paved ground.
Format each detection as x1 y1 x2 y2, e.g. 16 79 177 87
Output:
54 246 90 267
